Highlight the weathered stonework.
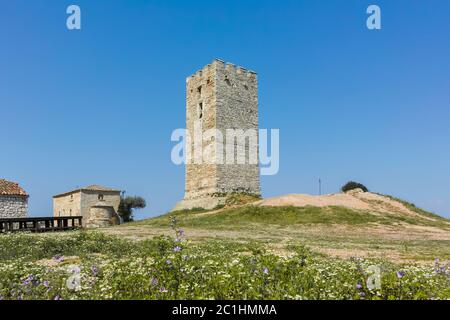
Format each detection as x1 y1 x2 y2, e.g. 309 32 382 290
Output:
86 202 121 229
53 185 121 227
0 195 28 218
0 179 28 218
174 60 260 210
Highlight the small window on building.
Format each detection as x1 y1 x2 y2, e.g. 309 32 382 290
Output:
70 194 73 200
197 86 202 97
198 102 203 119
70 209 72 216
98 194 104 201
225 77 231 86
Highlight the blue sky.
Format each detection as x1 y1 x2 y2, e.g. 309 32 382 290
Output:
1 0 449 219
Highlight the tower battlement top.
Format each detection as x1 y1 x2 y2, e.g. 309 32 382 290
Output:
186 59 257 83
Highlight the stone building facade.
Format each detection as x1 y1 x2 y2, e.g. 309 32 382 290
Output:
53 185 121 227
174 60 260 210
0 179 28 218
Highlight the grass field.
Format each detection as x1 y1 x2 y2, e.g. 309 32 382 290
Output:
108 204 450 264
1 199 449 300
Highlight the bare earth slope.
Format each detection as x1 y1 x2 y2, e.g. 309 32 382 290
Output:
256 189 443 221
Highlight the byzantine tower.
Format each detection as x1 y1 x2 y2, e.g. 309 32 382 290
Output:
174 59 261 210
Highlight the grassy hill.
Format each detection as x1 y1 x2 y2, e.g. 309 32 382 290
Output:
137 204 450 230
107 192 450 264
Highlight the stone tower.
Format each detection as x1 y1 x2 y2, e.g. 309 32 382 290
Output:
174 59 260 210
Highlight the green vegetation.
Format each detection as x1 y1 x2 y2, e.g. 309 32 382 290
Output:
134 205 450 230
341 181 369 193
381 194 450 222
0 230 449 300
1 193 449 300
118 196 146 222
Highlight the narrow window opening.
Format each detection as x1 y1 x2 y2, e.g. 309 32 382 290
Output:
225 78 231 86
98 194 104 200
198 103 203 119
197 86 202 97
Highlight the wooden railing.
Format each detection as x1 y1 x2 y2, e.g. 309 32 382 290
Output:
0 216 83 233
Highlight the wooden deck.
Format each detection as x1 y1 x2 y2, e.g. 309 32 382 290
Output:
0 216 82 233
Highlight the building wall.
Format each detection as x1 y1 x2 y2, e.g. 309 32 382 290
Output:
215 61 260 196
0 195 28 218
80 190 121 222
53 190 120 226
185 61 219 199
184 60 260 200
53 192 82 217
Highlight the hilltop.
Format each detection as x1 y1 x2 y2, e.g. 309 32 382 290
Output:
104 190 450 264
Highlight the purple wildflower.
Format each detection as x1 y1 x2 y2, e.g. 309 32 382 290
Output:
166 259 172 265
23 275 34 286
151 278 158 286
43 281 49 288
173 246 182 253
160 287 168 293
54 295 61 300
356 283 362 289
397 271 405 279
359 292 366 298
263 267 269 275
53 255 64 263
91 265 99 276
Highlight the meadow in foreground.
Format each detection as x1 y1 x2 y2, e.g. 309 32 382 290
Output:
0 217 449 300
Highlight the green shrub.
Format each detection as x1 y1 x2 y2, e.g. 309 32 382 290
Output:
341 181 369 193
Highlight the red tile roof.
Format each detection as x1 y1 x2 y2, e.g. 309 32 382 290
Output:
0 179 28 197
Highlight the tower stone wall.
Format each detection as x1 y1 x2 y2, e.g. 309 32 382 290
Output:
174 59 260 210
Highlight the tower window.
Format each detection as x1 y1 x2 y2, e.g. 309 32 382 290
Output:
197 86 202 97
198 103 203 119
98 194 104 200
225 78 232 86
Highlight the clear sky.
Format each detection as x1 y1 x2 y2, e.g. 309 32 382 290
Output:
1 0 449 219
